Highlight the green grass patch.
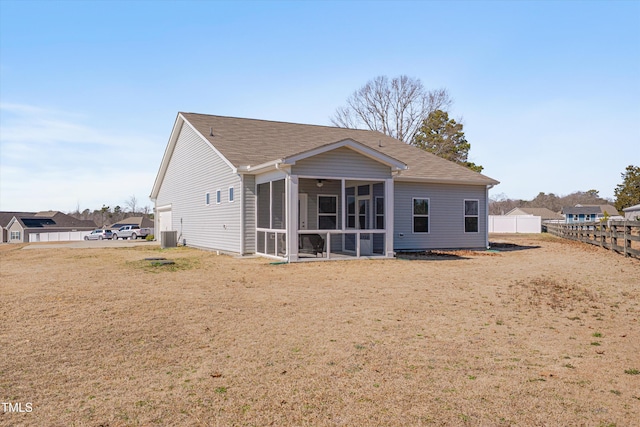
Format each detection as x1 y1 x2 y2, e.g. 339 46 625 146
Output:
129 256 200 273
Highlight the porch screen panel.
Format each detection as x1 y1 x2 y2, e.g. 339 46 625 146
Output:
271 179 286 229
318 196 338 229
257 183 270 229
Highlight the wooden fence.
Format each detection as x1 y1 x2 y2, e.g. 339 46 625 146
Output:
545 220 640 259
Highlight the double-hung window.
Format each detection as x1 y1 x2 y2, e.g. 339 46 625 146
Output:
413 198 429 233
10 231 21 240
205 192 211 205
464 200 479 233
216 189 221 204
318 195 338 229
229 187 234 202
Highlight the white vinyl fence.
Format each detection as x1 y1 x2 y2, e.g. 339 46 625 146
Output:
489 215 541 233
29 231 92 242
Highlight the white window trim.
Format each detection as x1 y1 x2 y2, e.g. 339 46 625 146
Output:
464 199 480 233
216 189 221 204
317 194 338 230
412 197 430 234
229 186 235 203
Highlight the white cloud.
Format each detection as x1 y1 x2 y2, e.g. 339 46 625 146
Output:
0 103 161 212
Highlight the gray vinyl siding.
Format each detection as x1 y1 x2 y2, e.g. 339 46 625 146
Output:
292 147 391 179
155 123 242 252
393 182 488 250
242 175 256 254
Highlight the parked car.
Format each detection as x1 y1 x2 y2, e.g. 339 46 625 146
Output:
112 225 151 240
84 229 113 240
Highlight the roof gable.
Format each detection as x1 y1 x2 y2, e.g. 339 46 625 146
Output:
0 211 36 227
7 212 97 230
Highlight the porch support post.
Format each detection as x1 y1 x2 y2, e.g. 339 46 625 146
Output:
385 178 395 258
287 175 299 262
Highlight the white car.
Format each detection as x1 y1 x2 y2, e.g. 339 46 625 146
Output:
84 229 114 240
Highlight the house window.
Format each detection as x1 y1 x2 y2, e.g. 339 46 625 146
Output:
464 200 479 233
413 198 429 233
375 197 384 229
216 189 221 204
229 186 234 202
573 214 578 222
585 214 591 221
10 231 21 240
205 192 210 205
318 195 338 229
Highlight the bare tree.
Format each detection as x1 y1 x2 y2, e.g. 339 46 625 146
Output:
331 75 452 143
125 195 138 215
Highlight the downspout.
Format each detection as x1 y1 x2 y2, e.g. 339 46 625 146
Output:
275 162 291 261
240 173 245 256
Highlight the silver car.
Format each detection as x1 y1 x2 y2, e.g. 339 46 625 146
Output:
84 229 113 240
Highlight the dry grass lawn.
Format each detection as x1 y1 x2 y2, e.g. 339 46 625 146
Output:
1 234 639 426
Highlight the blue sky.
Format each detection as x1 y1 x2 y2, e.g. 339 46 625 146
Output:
1 0 638 213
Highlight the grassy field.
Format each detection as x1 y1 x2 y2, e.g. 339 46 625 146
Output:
1 234 639 426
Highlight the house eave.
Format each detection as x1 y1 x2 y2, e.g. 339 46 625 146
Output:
236 159 287 174
396 176 500 186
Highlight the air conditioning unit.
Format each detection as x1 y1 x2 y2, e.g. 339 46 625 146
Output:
160 230 178 248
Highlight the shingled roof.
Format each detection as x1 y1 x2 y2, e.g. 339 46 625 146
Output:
506 207 564 220
562 205 620 216
8 211 97 229
178 113 499 186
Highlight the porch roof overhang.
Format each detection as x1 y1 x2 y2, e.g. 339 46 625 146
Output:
395 176 500 187
236 138 408 175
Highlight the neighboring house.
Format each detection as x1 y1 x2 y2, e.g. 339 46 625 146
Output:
109 216 154 230
150 113 500 261
561 205 620 223
622 204 640 221
5 211 97 243
505 207 564 221
1 211 36 243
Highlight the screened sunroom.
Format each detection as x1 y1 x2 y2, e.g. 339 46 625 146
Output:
255 176 396 261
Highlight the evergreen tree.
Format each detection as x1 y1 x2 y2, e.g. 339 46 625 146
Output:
614 165 640 211
412 110 483 172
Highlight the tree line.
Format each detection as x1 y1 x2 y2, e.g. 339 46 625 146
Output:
489 190 611 215
489 166 640 215
67 195 153 227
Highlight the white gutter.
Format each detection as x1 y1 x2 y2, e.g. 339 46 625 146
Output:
237 159 285 174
